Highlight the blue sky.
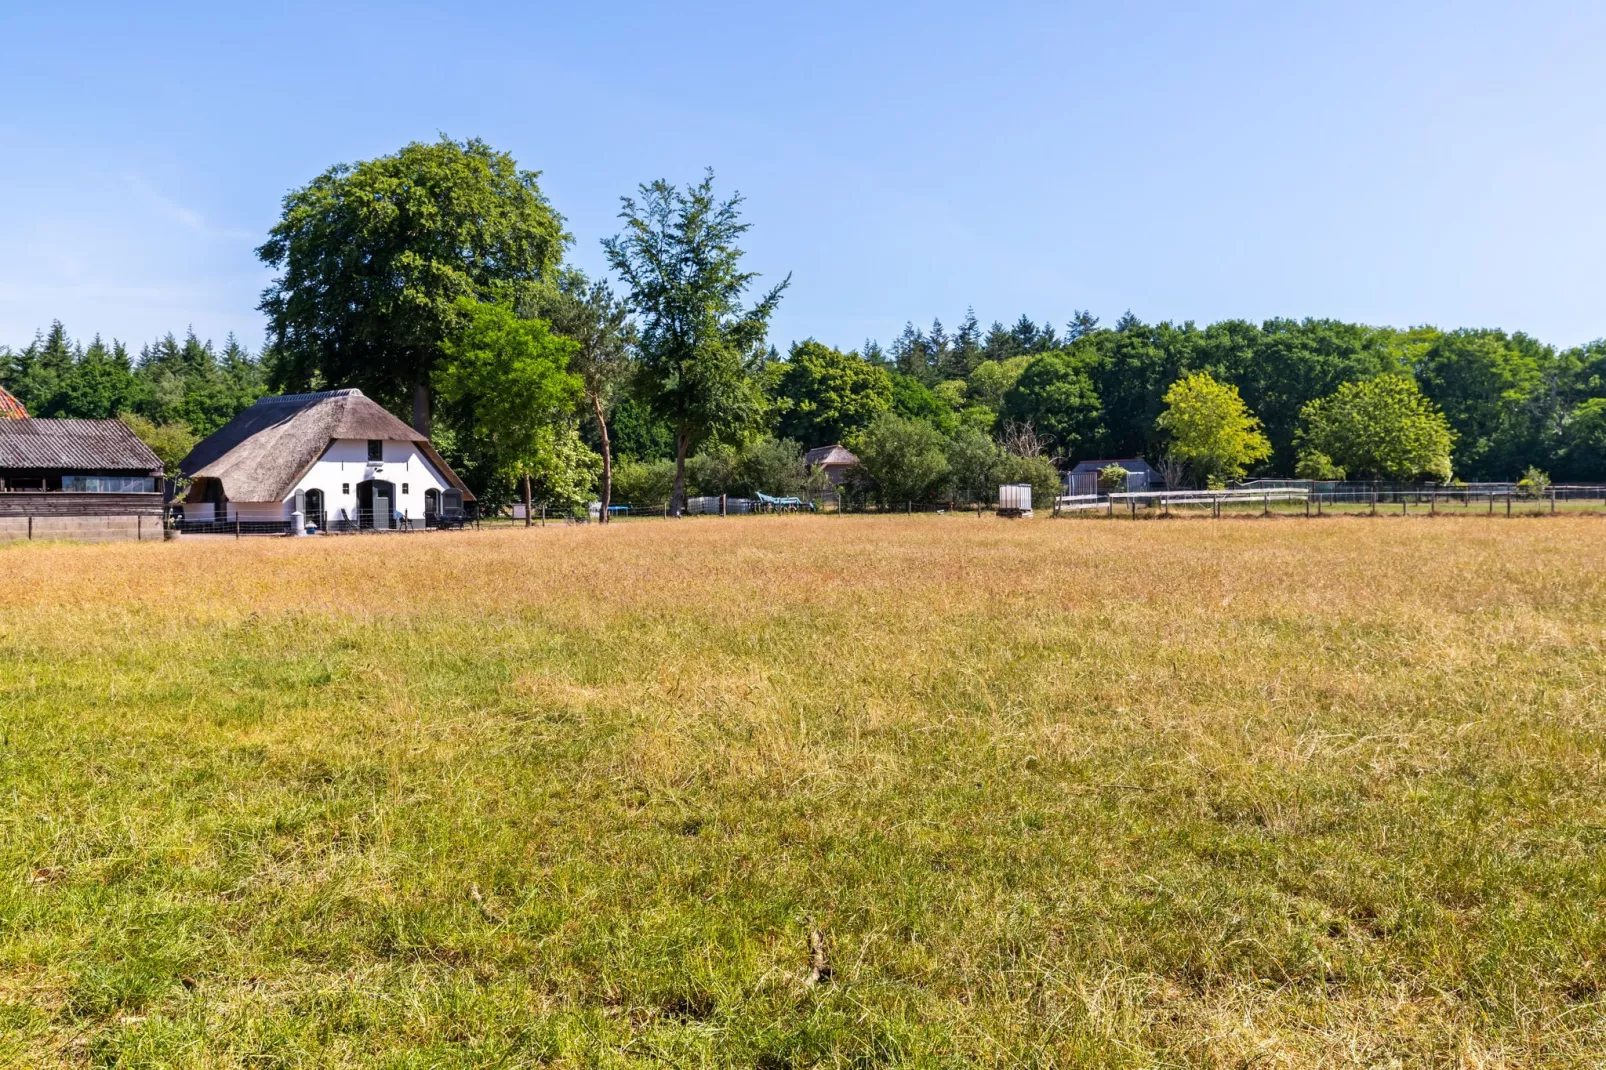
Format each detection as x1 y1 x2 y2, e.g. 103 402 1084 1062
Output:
2 1 1603 356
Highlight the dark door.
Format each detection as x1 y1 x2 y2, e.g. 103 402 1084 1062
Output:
304 488 324 530
357 479 394 530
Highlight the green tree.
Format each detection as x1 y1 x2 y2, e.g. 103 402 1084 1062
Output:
436 301 585 514
1296 374 1455 480
610 457 677 506
602 171 787 516
1561 397 1606 480
60 335 136 419
118 412 198 478
772 340 892 446
888 373 959 433
966 356 1030 413
846 413 949 506
944 426 1001 504
258 136 568 434
523 272 635 522
1155 371 1271 484
1000 351 1102 459
1415 329 1547 479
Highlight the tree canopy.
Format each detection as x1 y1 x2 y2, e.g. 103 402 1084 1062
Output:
258 136 568 434
436 300 586 504
771 340 892 447
1296 374 1456 481
602 170 786 515
1156 371 1271 485
1000 351 1102 459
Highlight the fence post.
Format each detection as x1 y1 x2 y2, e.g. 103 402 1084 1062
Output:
1108 496 1114 518
1263 493 1269 517
1552 487 1557 514
1371 488 1377 517
1488 492 1493 516
1430 490 1436 516
235 518 240 539
27 516 32 540
1305 495 1310 518
720 493 727 518
1506 494 1512 517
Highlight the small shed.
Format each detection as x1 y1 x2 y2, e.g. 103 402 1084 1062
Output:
0 416 165 541
805 444 859 487
1066 458 1157 495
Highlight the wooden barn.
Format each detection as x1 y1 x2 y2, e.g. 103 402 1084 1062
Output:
0 395 166 541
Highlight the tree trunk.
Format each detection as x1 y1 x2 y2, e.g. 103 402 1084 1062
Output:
671 429 691 518
523 472 533 527
592 392 612 525
412 382 431 437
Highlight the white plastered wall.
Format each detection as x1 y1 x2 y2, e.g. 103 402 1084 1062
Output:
194 439 455 523
290 439 454 524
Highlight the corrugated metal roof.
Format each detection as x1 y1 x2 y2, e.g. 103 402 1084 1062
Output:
0 418 163 471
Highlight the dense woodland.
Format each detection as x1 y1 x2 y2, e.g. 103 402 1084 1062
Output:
5 137 1605 511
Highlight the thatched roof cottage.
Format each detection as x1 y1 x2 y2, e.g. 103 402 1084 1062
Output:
179 389 473 532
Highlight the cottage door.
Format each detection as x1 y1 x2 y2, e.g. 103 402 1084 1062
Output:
373 484 392 530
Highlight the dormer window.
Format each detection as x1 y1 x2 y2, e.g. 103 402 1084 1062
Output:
367 439 382 462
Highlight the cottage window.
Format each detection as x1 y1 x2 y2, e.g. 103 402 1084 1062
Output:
401 483 409 494
367 439 383 462
342 483 350 495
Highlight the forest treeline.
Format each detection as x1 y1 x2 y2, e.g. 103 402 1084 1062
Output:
4 135 1605 511
9 311 1605 493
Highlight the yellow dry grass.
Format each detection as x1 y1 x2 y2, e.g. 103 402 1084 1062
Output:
2 514 1604 1067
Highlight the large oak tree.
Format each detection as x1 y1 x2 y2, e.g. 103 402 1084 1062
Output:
257 136 568 435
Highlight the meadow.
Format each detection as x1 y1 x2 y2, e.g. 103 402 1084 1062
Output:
2 514 1605 1067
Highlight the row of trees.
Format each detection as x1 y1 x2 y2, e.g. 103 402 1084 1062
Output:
5 135 1605 509
0 324 267 471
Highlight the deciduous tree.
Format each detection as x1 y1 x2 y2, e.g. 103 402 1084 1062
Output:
771 340 892 447
603 171 787 516
436 301 585 515
1296 374 1455 481
259 136 568 435
1155 371 1271 484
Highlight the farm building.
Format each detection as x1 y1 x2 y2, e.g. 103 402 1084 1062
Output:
0 402 166 541
805 444 859 487
1066 457 1158 495
0 385 27 419
178 389 473 533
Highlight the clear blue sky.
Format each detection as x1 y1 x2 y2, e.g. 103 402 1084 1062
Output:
3 1 1603 357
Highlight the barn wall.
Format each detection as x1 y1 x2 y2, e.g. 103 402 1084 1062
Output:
0 491 163 517
0 514 162 542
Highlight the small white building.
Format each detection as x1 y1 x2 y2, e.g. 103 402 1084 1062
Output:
179 389 473 531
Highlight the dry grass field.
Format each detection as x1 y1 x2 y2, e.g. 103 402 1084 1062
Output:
3 515 1606 1067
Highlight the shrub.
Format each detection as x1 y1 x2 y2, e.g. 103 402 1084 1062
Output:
995 452 1060 509
1516 467 1551 499
611 458 676 506
848 413 949 505
1097 464 1129 492
1294 449 1346 481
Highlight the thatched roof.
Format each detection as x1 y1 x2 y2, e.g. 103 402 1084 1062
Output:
0 386 27 419
805 444 859 467
0 418 162 472
182 389 473 503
